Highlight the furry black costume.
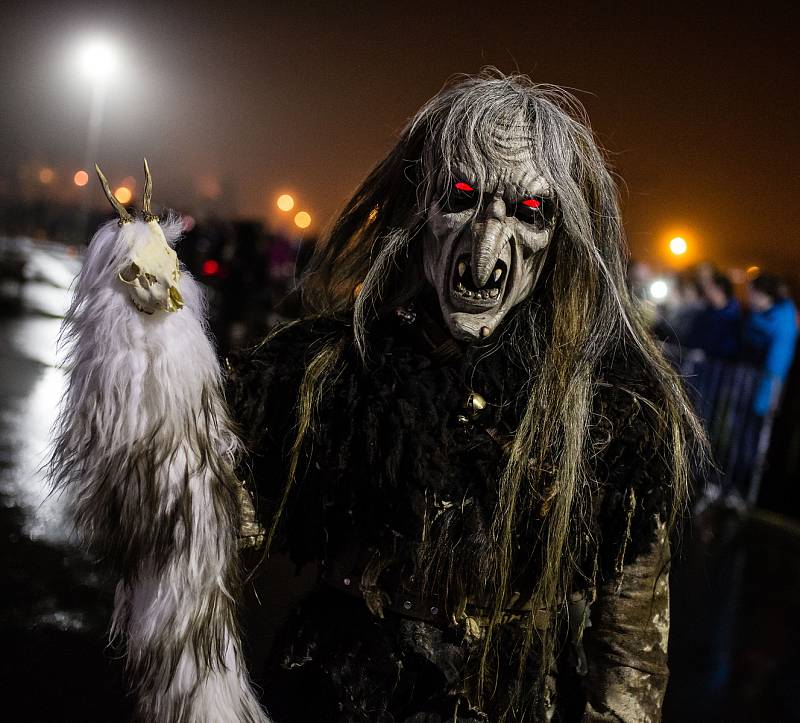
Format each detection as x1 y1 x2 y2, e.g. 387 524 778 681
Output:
227 304 675 722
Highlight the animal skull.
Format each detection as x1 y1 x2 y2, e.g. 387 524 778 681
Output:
95 159 184 314
118 220 184 314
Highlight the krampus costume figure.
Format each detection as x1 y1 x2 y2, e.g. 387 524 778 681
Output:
51 73 702 722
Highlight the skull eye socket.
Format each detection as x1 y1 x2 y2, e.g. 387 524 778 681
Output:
440 180 478 213
510 196 556 231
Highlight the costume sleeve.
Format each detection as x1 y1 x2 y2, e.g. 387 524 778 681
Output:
225 318 343 562
50 219 269 722
580 520 671 722
580 363 675 722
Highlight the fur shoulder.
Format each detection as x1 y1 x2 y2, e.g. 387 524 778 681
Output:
226 316 349 450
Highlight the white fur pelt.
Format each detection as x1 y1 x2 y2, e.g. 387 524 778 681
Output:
50 217 270 722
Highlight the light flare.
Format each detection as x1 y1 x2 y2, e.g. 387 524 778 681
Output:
77 37 119 82
669 236 687 256
650 279 669 300
114 186 132 204
277 194 295 212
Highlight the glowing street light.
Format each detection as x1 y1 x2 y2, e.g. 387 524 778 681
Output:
114 186 132 204
38 167 55 184
277 194 295 212
669 236 687 256
77 37 120 83
650 279 669 301
294 211 311 229
72 34 125 230
74 170 89 187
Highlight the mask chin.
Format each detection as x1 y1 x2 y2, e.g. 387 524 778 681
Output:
435 241 547 343
435 243 515 342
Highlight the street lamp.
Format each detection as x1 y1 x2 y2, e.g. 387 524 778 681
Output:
669 236 687 256
77 37 119 82
76 36 121 170
650 279 669 301
277 194 295 212
74 35 122 228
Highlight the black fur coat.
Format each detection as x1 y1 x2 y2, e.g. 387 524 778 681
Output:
227 311 674 723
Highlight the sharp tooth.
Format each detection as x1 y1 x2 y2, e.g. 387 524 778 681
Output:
456 282 465 292
480 290 489 299
493 268 503 282
458 261 467 278
489 288 499 298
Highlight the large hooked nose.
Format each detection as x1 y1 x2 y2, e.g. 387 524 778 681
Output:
471 197 511 288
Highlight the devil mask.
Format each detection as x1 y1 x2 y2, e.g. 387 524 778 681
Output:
422 127 556 342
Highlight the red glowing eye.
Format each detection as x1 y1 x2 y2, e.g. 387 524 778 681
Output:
522 198 541 209
455 182 474 192
201 259 220 276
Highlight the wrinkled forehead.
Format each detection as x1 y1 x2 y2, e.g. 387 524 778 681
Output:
442 121 550 197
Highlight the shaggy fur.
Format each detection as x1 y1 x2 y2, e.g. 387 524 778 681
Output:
49 217 268 722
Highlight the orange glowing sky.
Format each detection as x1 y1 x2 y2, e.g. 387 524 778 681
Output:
1 2 797 275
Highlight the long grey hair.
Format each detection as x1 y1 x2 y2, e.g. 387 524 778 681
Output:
283 69 705 719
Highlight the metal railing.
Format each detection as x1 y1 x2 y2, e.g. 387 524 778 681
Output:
664 345 780 506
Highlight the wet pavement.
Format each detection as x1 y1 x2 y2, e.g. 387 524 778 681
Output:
1 249 799 722
0 284 132 722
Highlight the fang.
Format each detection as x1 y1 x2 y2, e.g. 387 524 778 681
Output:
458 261 467 277
493 268 503 282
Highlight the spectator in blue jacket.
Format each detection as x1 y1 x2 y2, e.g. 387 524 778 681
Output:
742 274 799 415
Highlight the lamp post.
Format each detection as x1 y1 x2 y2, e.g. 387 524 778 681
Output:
75 36 120 234
78 37 119 172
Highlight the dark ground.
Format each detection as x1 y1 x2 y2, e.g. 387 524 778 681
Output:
2 273 799 723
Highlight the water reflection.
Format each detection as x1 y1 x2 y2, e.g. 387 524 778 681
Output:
0 314 69 542
0 282 132 721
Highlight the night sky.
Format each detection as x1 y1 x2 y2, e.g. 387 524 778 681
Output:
1 1 798 274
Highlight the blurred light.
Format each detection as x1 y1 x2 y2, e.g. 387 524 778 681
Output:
73 170 89 187
294 211 311 229
650 279 669 300
181 215 196 232
114 186 132 204
277 194 295 212
121 175 137 190
197 175 222 200
201 259 220 276
38 167 55 184
746 265 761 280
77 37 119 82
669 236 687 255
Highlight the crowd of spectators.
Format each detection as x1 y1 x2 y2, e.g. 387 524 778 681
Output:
632 262 799 419
630 261 800 507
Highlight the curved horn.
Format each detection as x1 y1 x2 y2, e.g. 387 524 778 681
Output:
142 157 156 221
94 164 133 224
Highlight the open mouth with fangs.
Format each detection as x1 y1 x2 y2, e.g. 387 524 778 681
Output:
450 253 508 310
